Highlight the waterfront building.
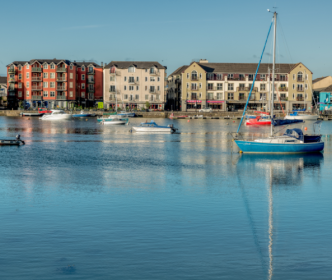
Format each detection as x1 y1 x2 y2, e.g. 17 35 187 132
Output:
166 65 188 111
103 61 167 110
0 76 7 107
6 59 103 109
318 85 332 111
173 59 313 112
313 76 332 104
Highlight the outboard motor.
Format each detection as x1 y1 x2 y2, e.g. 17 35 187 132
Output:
16 134 20 140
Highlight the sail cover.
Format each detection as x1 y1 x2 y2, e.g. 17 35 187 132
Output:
271 119 304 126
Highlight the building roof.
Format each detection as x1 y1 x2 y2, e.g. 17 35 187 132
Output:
169 65 189 76
313 76 328 84
195 62 308 74
7 59 100 67
74 61 101 67
105 61 166 70
321 85 332 92
0 76 7 84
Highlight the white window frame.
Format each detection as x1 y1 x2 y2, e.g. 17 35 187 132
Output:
18 74 22 80
43 91 48 97
50 64 55 69
26 73 29 78
43 73 48 79
18 91 22 97
26 91 30 96
69 82 73 88
26 82 29 88
69 91 73 97
81 92 85 97
50 91 55 97
50 73 55 79
50 82 55 88
81 74 85 80
43 82 48 88
44 64 48 69
26 64 29 69
81 83 85 89
18 66 22 71
18 83 22 89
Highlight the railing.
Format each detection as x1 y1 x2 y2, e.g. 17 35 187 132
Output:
175 79 181 84
31 77 42 82
88 79 95 83
280 97 288 101
206 87 216 91
128 80 138 84
57 77 66 81
278 87 288 91
297 97 304 101
109 89 120 94
280 77 287 81
150 70 160 75
110 70 121 75
32 67 42 72
297 88 304 92
149 89 160 94
239 96 246 100
297 78 303 82
259 77 266 81
87 69 94 74
56 95 67 100
259 88 266 91
8 68 15 74
248 77 254 81
87 88 94 93
8 88 15 92
31 95 42 100
56 67 66 72
8 77 17 83
31 86 43 91
190 87 199 91
56 86 67 91
191 77 199 81
237 87 258 92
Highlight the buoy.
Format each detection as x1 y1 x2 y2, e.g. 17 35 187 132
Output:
239 151 243 154
304 127 307 131
86 119 88 121
28 118 30 120
187 120 190 122
233 121 235 123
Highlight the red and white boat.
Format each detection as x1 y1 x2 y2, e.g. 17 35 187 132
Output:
245 116 271 126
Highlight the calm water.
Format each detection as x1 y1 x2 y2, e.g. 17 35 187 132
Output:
1 117 332 279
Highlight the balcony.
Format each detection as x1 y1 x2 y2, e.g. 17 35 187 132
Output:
297 97 304 101
109 88 120 94
150 70 160 76
297 78 304 82
8 68 16 74
56 86 67 91
8 88 15 92
87 69 94 74
56 94 66 100
8 77 17 83
31 95 42 100
31 77 42 82
31 86 43 91
239 95 246 101
237 87 258 92
191 76 199 81
297 88 304 92
56 67 66 72
128 80 138 85
175 78 181 84
88 79 95 84
279 87 288 91
206 87 216 91
190 87 199 91
57 76 67 82
110 70 121 76
87 88 94 93
280 97 288 101
32 67 42 72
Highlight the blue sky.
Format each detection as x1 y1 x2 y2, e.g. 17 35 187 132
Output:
1 0 331 78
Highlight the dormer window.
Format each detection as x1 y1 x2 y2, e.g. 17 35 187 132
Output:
18 66 22 71
81 66 85 71
70 64 73 70
50 64 55 69
128 66 135 73
88 66 93 73
44 63 48 69
150 67 155 74
26 64 30 69
191 71 198 81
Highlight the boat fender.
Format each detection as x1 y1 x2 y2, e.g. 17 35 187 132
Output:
21 141 25 145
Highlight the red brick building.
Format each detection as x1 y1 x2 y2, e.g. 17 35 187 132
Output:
7 59 103 109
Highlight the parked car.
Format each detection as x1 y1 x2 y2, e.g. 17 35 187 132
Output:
199 108 212 113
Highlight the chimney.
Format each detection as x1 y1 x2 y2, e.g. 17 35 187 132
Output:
199 59 209 64
101 62 103 67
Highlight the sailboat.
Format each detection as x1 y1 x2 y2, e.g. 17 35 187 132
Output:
234 11 324 153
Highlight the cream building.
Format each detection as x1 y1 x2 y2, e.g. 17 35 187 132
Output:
103 61 166 110
175 60 313 112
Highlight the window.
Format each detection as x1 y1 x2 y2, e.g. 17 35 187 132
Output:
191 83 197 90
70 65 73 70
145 77 147 82
305 74 308 80
207 83 214 90
43 73 48 79
191 71 198 80
191 93 197 99
18 83 22 89
110 85 116 92
129 86 134 91
81 74 85 80
217 92 222 100
150 86 155 92
150 77 155 82
157 77 160 82
207 92 213 99
293 84 295 90
50 64 55 69
18 74 22 80
81 66 85 71
129 77 135 83
26 91 29 96
26 65 29 69
43 82 48 88
18 91 22 97
136 77 139 82
136 86 139 91
187 73 189 79
81 83 85 89
88 67 93 73
157 86 160 91
297 84 303 91
199 73 202 79
26 82 29 88
124 94 128 99
293 74 295 80
135 94 139 100
217 83 223 90
260 84 265 91
44 64 48 69
49 73 54 79
228 83 234 90
81 92 85 98
305 84 308 89
150 67 155 74
199 83 202 89
145 69 148 73
228 92 233 100
124 85 127 90
156 94 160 100
69 82 73 88
216 74 222 80
239 93 245 100
187 83 189 89
145 86 147 91
145 95 148 100
128 66 135 72
26 73 29 78
293 93 295 99
69 73 73 79
124 76 127 82
110 76 115 81
18 66 22 71
297 72 303 81
248 74 254 81
43 91 48 97
280 74 286 81
50 91 55 97
50 82 55 88
228 74 233 79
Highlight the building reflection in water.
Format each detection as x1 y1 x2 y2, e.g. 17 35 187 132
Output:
236 153 323 280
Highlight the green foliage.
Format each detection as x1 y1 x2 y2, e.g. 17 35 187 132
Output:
145 101 150 109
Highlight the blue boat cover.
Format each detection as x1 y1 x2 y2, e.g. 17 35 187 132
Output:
271 119 304 126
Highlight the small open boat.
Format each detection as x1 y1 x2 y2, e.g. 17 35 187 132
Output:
118 111 135 118
39 110 72 120
101 117 128 125
285 111 318 120
72 110 95 118
0 135 25 146
245 116 271 126
132 121 178 133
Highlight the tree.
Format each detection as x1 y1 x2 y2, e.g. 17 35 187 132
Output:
145 101 150 109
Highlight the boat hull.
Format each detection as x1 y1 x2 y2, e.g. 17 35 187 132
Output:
235 140 324 153
246 120 271 125
285 115 318 120
72 114 92 118
132 127 174 133
40 115 72 120
101 120 128 125
21 113 44 117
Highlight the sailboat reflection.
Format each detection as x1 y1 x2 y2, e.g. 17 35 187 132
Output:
236 154 323 279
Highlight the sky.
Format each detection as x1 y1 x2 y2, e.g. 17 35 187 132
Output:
1 0 331 78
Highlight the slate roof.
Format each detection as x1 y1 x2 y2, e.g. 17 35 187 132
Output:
321 85 332 92
0 76 7 84
313 76 328 84
7 59 100 67
169 65 189 76
105 61 166 70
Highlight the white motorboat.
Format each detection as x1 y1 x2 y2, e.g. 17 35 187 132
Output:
101 117 128 125
284 112 318 120
132 121 178 133
39 110 72 120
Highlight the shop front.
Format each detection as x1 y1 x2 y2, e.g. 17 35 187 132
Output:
186 100 202 110
292 103 307 111
207 100 224 110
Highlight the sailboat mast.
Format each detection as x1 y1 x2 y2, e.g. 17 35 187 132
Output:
271 12 277 137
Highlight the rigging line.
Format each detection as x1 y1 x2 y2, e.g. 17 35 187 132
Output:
236 20 274 134
278 16 294 72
